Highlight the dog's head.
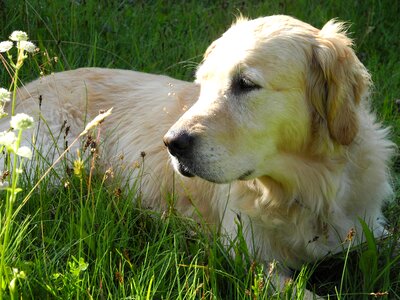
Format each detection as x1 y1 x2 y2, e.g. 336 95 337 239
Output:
164 15 371 183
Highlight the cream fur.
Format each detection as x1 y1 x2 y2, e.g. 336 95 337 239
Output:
4 15 394 295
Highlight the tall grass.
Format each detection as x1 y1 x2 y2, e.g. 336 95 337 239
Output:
0 1 399 299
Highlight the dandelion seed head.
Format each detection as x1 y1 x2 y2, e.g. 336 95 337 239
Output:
17 40 36 53
0 41 13 52
10 113 34 130
9 30 29 42
0 88 11 103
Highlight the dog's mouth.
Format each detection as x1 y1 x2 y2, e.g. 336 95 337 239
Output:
173 156 255 183
176 161 195 178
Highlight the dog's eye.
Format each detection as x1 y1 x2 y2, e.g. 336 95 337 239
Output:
232 75 261 94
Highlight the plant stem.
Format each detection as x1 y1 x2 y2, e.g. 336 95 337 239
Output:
0 129 22 299
10 66 20 117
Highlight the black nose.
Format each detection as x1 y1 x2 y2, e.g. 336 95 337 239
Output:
163 130 194 158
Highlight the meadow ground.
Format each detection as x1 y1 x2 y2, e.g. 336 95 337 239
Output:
0 1 399 299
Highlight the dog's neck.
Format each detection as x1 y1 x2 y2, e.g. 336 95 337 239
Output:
256 152 345 216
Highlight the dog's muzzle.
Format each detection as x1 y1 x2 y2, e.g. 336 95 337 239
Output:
163 130 195 177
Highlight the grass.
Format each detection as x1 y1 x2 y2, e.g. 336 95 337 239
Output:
0 0 399 299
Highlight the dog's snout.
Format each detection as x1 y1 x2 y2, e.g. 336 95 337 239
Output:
163 130 194 158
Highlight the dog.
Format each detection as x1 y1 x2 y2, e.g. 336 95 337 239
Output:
9 15 394 297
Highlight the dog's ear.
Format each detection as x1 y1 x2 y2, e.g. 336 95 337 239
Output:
307 20 371 145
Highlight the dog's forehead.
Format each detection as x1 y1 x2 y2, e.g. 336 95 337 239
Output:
195 25 259 82
196 16 316 84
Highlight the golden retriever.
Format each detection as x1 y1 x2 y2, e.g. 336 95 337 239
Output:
10 15 394 297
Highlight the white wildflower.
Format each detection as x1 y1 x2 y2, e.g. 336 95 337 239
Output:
0 41 13 53
17 40 36 53
0 88 11 102
16 146 33 160
9 30 29 42
0 131 16 148
10 113 34 130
